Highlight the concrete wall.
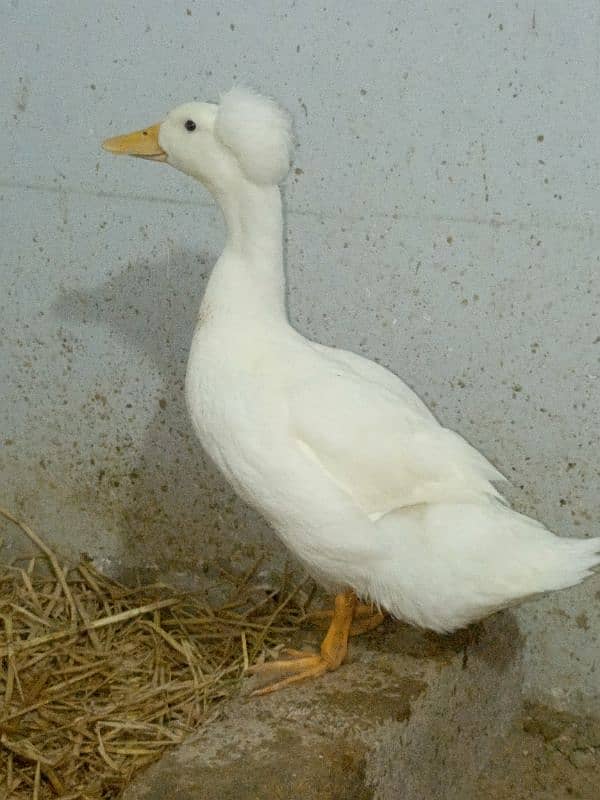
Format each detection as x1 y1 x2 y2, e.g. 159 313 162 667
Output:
2 1 599 714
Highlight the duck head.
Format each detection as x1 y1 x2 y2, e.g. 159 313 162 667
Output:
102 88 293 196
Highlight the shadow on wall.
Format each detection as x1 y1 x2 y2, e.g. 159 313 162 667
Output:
52 245 275 583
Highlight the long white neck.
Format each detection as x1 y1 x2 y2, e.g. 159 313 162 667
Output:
200 179 288 326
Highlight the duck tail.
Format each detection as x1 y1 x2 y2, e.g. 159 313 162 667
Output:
555 535 600 589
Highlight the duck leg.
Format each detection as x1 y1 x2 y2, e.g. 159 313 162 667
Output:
307 603 385 635
248 589 357 696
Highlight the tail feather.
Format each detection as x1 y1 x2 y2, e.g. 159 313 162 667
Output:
551 536 600 589
372 500 600 633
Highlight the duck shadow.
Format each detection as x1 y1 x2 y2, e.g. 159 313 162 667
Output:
53 245 280 585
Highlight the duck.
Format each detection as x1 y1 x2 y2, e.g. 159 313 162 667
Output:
103 87 600 695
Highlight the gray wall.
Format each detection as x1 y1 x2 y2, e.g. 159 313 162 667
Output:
2 1 599 714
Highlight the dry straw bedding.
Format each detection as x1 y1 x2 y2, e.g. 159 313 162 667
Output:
0 507 312 799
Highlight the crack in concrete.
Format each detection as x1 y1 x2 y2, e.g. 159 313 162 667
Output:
1 178 598 233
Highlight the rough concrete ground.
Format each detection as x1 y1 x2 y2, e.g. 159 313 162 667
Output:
124 611 523 800
474 704 600 800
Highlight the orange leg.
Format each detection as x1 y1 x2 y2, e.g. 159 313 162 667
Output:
247 590 357 696
306 603 385 635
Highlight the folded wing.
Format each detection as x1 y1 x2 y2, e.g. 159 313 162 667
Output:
290 345 505 520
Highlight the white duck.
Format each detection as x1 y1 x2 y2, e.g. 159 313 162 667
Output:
103 88 600 694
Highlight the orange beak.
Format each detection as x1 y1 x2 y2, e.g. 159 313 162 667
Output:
102 123 166 161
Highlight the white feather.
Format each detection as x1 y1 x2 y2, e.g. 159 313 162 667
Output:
215 87 293 185
289 343 506 520
371 502 600 632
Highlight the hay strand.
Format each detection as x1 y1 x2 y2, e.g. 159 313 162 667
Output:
0 507 312 799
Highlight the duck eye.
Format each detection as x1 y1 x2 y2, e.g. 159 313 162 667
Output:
184 119 196 132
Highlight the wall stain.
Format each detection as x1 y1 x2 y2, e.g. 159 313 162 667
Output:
15 75 29 113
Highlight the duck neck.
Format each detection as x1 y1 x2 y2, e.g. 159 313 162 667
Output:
204 180 288 324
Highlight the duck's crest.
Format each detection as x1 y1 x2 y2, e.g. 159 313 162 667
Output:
216 87 294 185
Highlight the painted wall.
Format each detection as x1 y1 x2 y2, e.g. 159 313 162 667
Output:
1 1 599 714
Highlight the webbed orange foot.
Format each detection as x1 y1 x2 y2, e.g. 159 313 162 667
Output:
247 652 330 695
248 589 357 696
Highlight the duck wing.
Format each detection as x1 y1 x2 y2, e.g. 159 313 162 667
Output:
289 344 506 520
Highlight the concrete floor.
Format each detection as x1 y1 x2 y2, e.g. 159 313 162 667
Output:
475 704 600 800
122 612 600 799
124 612 524 800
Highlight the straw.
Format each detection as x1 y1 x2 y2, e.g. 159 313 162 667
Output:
0 506 313 799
